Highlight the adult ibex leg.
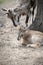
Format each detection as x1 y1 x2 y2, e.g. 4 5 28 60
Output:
11 17 17 27
16 14 21 26
25 15 29 27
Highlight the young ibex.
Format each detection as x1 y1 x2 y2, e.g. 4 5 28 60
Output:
2 0 37 27
17 26 43 48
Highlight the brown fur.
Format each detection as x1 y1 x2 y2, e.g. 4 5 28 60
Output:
23 30 43 47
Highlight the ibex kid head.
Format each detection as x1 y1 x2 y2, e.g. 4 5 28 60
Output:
17 26 27 40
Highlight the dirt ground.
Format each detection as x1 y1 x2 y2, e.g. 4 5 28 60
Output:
0 0 43 65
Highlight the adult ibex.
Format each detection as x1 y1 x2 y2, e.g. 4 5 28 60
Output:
2 0 37 27
17 26 43 48
14 0 37 27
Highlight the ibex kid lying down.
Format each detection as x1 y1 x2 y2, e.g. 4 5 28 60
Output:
17 27 43 48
